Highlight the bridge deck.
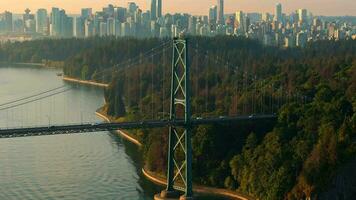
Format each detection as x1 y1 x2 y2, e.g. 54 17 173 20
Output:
0 115 276 138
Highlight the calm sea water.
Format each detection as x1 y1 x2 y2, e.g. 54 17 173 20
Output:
0 65 161 200
0 64 226 200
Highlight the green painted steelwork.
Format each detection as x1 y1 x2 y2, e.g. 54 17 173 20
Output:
164 38 193 199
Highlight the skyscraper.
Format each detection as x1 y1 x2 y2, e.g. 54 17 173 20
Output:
51 7 61 36
151 0 157 20
235 11 244 25
64 16 73 38
188 16 197 35
75 17 84 37
3 11 13 32
84 19 94 37
36 9 48 35
99 22 107 36
128 2 137 14
81 8 92 19
51 7 72 37
217 0 224 25
235 11 244 33
23 8 33 21
157 0 162 18
107 17 115 36
298 9 307 23
275 3 282 22
209 6 217 24
23 9 35 34
115 7 127 23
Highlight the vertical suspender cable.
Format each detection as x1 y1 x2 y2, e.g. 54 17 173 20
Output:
151 53 154 120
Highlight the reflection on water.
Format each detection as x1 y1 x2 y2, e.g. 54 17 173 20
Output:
0 65 160 199
0 65 227 200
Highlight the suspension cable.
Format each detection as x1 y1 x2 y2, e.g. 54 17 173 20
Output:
94 40 172 77
0 85 67 107
0 88 71 111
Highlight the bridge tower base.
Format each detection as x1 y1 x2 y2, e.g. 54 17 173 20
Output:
154 193 194 200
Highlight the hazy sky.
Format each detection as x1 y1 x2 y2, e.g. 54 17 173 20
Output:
0 0 355 16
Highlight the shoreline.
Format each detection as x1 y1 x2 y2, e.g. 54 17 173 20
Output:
95 111 142 146
0 62 45 66
95 110 254 200
69 75 253 200
63 76 109 88
142 168 252 200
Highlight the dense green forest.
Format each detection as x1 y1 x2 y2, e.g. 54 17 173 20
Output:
0 37 161 66
0 37 355 199
102 38 356 200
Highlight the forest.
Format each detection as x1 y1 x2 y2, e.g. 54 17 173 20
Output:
0 36 355 200
101 37 356 200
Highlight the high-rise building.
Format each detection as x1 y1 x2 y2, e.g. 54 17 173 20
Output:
157 0 162 18
93 14 101 36
99 22 107 36
63 15 73 38
244 16 250 34
298 9 307 23
159 26 168 38
51 7 72 37
296 31 307 47
23 8 34 21
36 9 48 35
262 12 271 22
235 11 244 33
121 22 130 36
75 17 85 37
3 11 13 32
209 6 217 24
128 2 137 14
81 8 92 19
150 0 157 20
134 9 142 24
217 0 224 24
275 3 282 22
84 19 94 37
13 19 24 33
235 11 243 25
115 7 127 23
151 20 159 37
188 16 197 35
103 4 114 16
23 9 35 34
284 35 296 48
51 7 61 36
107 17 115 36
25 19 36 33
114 20 121 37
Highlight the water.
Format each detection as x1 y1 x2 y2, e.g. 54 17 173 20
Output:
0 64 161 199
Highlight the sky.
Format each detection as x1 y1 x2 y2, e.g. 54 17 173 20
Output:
0 0 355 16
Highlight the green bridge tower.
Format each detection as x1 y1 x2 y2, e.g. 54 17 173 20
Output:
155 38 193 200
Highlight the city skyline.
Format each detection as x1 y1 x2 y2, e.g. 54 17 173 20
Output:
0 0 354 44
0 0 355 16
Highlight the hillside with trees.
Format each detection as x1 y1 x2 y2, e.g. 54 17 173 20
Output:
101 37 356 200
0 37 355 199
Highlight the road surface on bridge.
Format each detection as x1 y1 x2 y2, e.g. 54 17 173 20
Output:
0 115 276 138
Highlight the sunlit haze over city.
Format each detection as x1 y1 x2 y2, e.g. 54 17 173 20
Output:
0 0 355 16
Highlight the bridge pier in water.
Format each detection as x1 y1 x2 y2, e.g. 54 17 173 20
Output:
155 38 193 200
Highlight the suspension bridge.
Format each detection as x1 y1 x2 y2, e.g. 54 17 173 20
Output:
0 38 307 200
